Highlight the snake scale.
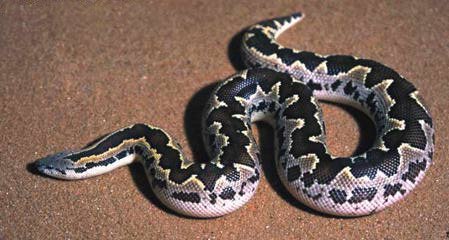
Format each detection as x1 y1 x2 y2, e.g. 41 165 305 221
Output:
35 13 434 217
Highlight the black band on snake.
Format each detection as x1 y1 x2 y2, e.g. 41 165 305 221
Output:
35 12 434 218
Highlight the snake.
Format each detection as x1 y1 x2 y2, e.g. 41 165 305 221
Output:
35 12 434 218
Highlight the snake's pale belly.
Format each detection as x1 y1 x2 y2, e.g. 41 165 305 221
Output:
35 13 434 217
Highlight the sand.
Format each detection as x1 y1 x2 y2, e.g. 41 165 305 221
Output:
0 1 448 239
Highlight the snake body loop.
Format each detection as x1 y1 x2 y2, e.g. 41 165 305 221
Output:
35 13 434 217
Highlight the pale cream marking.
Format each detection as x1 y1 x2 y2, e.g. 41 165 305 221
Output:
397 143 427 176
331 166 371 188
207 121 230 165
313 61 328 75
291 118 305 130
308 135 324 143
176 174 207 189
240 69 249 79
71 125 137 157
245 141 260 165
213 94 228 108
206 94 228 118
231 114 248 122
283 94 300 108
376 140 389 152
215 141 231 163
235 84 276 110
337 65 371 84
154 157 207 189
269 82 281 100
419 119 434 151
274 20 282 29
372 79 395 109
234 96 249 108
261 27 276 38
298 153 320 172
388 118 406 131
410 90 431 116
290 59 311 75
234 162 258 172
77 138 146 165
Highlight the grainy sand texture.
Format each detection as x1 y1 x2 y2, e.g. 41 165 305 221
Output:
1 1 448 239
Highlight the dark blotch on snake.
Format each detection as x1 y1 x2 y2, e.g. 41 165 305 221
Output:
401 159 427 183
329 189 347 204
171 191 201 203
330 79 342 91
343 82 356 95
347 187 377 204
248 168 260 183
383 183 406 198
325 55 358 75
219 187 237 200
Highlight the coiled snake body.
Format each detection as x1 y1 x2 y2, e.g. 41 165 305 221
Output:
35 13 434 217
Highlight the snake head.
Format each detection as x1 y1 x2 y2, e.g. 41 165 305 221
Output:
35 150 76 179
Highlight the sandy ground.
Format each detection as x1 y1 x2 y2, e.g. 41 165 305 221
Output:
1 1 448 239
